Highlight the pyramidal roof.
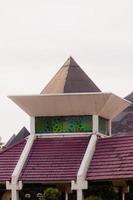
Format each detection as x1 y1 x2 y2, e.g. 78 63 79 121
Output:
41 57 101 94
112 92 133 134
4 127 30 148
125 92 133 103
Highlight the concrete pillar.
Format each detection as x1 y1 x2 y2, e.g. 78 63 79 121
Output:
71 134 97 200
12 188 19 200
118 187 125 200
65 191 68 200
108 120 112 136
30 117 35 134
6 181 21 200
77 189 83 200
92 115 99 133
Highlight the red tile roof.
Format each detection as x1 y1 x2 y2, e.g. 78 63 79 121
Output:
87 134 133 182
2 133 133 184
0 139 26 183
20 136 90 182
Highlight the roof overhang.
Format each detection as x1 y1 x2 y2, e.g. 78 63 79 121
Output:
8 93 131 119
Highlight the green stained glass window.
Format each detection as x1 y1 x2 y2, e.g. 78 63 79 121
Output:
35 115 92 133
99 116 109 135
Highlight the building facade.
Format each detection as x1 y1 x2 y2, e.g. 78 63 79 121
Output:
0 57 132 200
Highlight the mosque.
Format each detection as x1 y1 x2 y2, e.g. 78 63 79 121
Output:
0 57 133 200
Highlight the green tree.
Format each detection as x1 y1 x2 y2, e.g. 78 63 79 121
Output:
85 196 102 200
39 188 61 200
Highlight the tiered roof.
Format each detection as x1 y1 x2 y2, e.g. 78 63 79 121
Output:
1 57 132 186
9 57 129 119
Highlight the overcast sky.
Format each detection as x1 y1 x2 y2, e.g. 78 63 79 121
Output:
0 0 133 143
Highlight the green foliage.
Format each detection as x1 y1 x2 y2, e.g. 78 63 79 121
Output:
85 195 102 200
39 187 61 200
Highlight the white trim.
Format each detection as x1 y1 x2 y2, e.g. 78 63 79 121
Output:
36 132 92 138
6 134 36 200
65 191 68 200
77 189 83 200
93 115 112 136
108 120 112 136
8 92 131 106
30 117 35 134
92 115 99 133
72 134 98 200
77 134 97 181
96 132 110 138
12 134 35 181
8 92 112 97
9 93 130 120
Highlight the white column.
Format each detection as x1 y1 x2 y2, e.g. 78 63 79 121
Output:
30 117 35 134
6 181 22 200
72 134 98 200
77 134 97 179
92 115 99 133
12 188 19 200
122 192 125 200
65 191 68 200
77 189 83 200
12 134 36 181
108 120 112 136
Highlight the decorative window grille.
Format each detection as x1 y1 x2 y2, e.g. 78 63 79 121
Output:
35 115 92 133
99 117 109 135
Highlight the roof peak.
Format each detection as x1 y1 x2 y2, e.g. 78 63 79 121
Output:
41 57 101 94
125 91 133 103
63 56 79 67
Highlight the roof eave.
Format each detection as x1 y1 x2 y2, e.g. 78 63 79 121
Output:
8 93 131 120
